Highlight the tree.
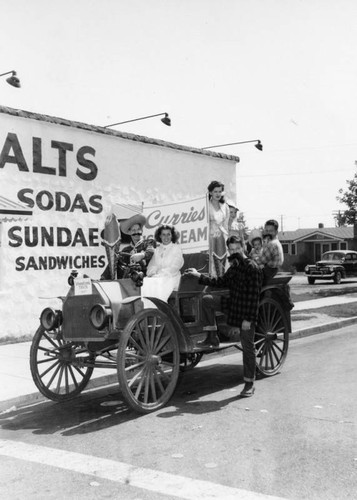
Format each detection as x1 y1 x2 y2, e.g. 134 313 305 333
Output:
336 173 357 225
332 210 347 227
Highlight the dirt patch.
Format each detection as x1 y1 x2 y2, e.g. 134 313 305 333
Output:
292 313 320 321
291 302 357 319
0 334 33 345
291 301 357 331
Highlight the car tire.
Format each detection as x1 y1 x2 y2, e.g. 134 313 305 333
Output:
334 271 342 284
307 277 315 285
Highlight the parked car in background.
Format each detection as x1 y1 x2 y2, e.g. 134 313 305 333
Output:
305 250 357 284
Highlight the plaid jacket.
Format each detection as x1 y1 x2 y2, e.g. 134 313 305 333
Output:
199 256 263 326
261 238 284 268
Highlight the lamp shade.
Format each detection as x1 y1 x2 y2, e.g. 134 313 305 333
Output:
6 74 21 88
0 70 21 88
161 113 171 126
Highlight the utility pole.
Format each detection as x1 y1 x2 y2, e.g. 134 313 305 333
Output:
280 214 284 231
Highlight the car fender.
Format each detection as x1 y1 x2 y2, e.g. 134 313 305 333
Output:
325 264 344 274
260 284 293 332
331 265 346 277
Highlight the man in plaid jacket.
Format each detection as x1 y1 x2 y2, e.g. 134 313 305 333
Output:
186 235 263 397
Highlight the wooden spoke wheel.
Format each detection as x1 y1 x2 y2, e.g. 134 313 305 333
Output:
30 326 94 402
255 297 289 376
117 308 180 413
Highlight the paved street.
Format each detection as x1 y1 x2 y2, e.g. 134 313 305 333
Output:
0 325 356 499
290 273 357 296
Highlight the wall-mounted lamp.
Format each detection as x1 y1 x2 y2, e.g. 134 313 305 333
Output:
0 70 21 88
202 139 263 151
104 112 171 128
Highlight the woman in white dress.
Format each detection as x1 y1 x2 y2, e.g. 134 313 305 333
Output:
207 180 230 277
146 224 184 292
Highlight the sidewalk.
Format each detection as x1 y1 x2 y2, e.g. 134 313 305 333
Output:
1 295 357 413
293 294 357 310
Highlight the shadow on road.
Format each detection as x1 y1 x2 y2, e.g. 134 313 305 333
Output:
0 357 250 436
158 360 247 417
0 388 134 437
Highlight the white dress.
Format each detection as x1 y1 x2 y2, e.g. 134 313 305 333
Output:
146 242 184 292
209 201 230 277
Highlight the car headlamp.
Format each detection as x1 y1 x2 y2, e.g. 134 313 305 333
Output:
89 304 113 330
40 307 63 331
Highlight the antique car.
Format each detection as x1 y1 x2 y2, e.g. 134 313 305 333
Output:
30 255 293 414
304 250 357 285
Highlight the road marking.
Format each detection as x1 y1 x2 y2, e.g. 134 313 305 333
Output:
0 438 286 500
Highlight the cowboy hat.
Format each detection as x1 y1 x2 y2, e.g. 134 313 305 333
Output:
248 228 262 244
120 213 147 234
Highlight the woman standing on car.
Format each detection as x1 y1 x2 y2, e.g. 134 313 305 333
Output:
207 180 230 277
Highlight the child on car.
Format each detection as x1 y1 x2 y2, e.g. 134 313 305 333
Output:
249 229 264 267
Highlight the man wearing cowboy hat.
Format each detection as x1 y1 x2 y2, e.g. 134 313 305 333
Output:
120 213 156 269
101 213 155 279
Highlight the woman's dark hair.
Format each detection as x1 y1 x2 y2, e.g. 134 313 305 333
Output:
226 235 243 247
154 224 179 244
207 180 225 204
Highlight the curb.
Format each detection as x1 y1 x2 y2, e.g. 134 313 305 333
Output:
2 316 357 413
289 315 357 340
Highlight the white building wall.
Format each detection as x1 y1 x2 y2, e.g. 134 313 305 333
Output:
0 107 237 340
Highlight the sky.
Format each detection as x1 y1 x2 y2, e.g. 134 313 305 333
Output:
1 0 357 231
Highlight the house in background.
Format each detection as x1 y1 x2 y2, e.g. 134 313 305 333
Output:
279 223 356 271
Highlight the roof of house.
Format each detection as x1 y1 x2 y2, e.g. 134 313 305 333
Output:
279 226 353 242
0 195 33 221
0 105 240 163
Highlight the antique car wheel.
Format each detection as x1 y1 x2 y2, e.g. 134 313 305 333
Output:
180 352 204 371
255 297 289 377
30 326 94 402
334 271 342 284
307 277 315 285
117 308 180 413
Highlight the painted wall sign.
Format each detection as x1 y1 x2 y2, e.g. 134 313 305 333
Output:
143 196 208 252
0 107 237 339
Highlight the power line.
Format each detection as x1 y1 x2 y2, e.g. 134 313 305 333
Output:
247 213 338 223
239 169 352 178
267 143 357 153
248 213 336 220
